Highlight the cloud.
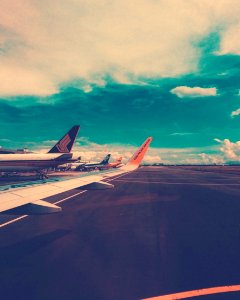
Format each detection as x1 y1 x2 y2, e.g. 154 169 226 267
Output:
181 154 223 165
32 136 227 165
170 86 217 98
1 0 240 96
231 108 240 117
218 26 240 55
34 137 162 164
198 153 223 164
170 132 194 136
144 155 162 164
215 138 240 161
74 143 163 165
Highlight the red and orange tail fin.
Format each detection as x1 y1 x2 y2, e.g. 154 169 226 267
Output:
126 137 152 168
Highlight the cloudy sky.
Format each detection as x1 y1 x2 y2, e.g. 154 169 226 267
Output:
1 0 240 163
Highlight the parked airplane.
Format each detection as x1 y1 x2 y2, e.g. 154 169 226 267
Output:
99 157 123 170
0 137 152 214
75 154 111 171
58 157 88 171
0 125 80 178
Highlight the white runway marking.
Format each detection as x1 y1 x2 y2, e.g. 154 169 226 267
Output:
0 171 131 228
142 285 240 299
53 190 87 205
0 190 87 229
0 215 28 228
114 179 240 185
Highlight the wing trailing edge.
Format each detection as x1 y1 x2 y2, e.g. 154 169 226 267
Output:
3 200 61 215
81 181 114 190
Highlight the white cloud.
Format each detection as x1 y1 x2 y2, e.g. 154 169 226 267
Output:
215 138 240 161
31 136 228 165
73 144 163 165
82 84 93 93
170 132 194 136
20 135 240 165
218 26 240 55
33 137 162 164
170 86 217 98
231 108 240 117
1 0 240 96
198 153 223 164
144 155 162 164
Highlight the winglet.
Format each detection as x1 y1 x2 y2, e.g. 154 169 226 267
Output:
48 125 80 153
125 137 152 169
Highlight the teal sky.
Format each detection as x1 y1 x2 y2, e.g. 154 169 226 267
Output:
1 1 240 163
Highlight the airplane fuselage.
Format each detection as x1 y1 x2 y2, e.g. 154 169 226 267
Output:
77 163 107 171
99 162 122 170
0 153 77 172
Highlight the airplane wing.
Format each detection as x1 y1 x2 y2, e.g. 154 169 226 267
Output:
0 137 152 214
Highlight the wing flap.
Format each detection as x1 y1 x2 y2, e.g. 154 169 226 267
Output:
81 181 114 190
4 200 61 215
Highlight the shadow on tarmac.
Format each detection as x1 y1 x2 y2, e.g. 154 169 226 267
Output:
0 229 70 266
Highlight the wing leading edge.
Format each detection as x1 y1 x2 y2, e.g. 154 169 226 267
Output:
0 137 152 214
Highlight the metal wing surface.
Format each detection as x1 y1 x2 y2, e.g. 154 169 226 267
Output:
0 137 152 214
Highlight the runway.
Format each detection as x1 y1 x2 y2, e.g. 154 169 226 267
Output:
1 166 240 300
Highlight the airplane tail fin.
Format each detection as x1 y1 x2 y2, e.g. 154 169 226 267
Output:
48 125 80 154
100 154 111 165
125 137 152 169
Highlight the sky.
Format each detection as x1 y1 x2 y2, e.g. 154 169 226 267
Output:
1 0 240 164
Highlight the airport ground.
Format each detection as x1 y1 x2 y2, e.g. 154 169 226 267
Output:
0 166 240 299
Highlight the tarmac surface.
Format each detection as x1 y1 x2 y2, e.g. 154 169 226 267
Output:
0 166 240 299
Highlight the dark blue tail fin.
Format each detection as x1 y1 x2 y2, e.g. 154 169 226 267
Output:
48 125 80 153
100 154 111 165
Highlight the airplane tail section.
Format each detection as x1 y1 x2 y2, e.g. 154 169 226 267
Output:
48 125 80 154
100 154 111 165
124 137 152 169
